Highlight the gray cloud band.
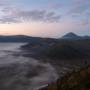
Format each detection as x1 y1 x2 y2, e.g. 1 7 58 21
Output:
0 10 61 23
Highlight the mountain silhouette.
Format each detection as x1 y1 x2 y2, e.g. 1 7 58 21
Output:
62 32 81 40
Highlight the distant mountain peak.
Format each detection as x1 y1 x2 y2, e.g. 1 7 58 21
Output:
62 32 80 39
63 32 78 37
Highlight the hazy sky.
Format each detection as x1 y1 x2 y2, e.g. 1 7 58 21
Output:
0 0 90 38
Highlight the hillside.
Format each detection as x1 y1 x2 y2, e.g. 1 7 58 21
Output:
21 39 90 60
0 32 90 42
0 35 43 42
21 38 59 58
20 34 90 90
39 65 90 90
46 39 90 59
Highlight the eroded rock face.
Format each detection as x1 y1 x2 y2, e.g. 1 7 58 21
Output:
40 65 90 90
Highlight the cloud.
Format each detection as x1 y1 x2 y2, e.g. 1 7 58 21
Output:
0 0 61 23
65 0 90 26
16 10 61 22
0 0 10 7
0 9 61 23
0 16 20 23
69 0 90 14
81 20 90 26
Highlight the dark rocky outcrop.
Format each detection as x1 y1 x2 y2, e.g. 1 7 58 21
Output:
39 65 90 90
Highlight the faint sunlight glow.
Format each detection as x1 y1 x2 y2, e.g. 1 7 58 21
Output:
0 21 89 38
0 22 70 37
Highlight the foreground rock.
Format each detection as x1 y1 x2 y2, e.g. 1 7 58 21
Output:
39 65 90 90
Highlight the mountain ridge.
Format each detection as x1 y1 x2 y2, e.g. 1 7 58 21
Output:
61 32 90 40
0 32 89 42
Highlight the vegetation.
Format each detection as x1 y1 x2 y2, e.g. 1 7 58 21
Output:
39 65 90 90
46 39 90 59
22 39 90 59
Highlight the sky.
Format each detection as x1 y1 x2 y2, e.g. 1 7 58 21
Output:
0 0 90 38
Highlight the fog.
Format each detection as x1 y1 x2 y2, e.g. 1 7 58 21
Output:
0 43 58 90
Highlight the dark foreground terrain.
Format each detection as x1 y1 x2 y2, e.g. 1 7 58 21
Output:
40 65 90 90
22 39 90 60
21 36 90 90
0 33 90 90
